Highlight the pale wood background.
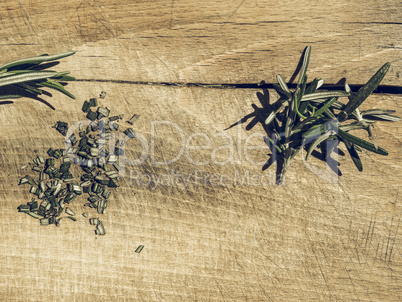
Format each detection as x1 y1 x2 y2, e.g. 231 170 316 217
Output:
0 0 401 301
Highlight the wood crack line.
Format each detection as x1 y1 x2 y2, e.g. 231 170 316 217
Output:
75 79 402 95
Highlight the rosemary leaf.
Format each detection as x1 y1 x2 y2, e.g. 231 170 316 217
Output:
362 114 400 122
302 123 326 139
361 109 396 115
323 108 337 119
0 51 76 71
0 94 22 100
37 79 75 99
292 116 320 134
15 83 43 95
54 75 76 82
272 83 290 99
337 129 388 155
338 63 391 122
301 90 349 102
276 74 292 98
294 76 308 119
343 139 363 172
339 121 374 132
305 78 323 94
312 97 338 117
298 45 311 87
0 71 57 88
264 136 282 154
265 111 277 125
305 130 336 161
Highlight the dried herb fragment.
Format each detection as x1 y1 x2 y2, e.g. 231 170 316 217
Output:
123 128 135 139
32 166 42 172
127 114 140 125
89 218 99 225
28 212 40 219
97 199 107 214
135 245 144 253
89 98 98 107
95 220 106 235
109 115 120 122
86 110 97 121
19 176 30 185
68 133 78 146
53 121 68 136
40 218 49 225
97 107 110 119
82 100 91 113
18 204 30 213
65 207 75 216
114 148 124 156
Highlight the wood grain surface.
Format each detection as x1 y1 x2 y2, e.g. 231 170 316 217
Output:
0 1 401 301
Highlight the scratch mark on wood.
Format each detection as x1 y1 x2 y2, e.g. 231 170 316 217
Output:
89 3 117 39
384 216 393 261
227 0 247 22
66 1 85 35
312 248 331 297
364 217 372 251
345 268 360 302
76 1 84 35
369 218 376 253
214 278 234 300
17 0 36 35
169 0 176 29
221 242 276 281
388 214 400 263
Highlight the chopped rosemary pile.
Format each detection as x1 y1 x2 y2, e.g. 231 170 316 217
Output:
0 51 76 104
232 46 400 185
18 92 140 235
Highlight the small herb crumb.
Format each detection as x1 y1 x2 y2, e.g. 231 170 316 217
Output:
127 114 140 125
135 245 144 253
53 121 68 136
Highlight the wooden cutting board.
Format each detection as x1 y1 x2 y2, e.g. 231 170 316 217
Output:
0 1 400 301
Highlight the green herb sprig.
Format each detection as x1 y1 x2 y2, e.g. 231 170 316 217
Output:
232 46 400 185
0 51 76 105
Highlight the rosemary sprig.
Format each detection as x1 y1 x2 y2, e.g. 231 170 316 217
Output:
0 51 76 106
231 46 400 184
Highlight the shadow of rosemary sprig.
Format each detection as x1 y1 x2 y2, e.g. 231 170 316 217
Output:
228 45 400 185
0 51 76 109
